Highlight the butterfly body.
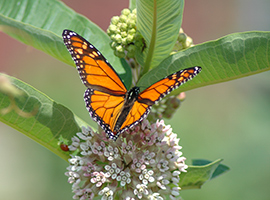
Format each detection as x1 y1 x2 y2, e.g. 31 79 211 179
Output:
114 86 140 131
62 29 201 140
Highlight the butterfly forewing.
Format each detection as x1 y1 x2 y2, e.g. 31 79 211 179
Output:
138 67 202 105
62 30 127 94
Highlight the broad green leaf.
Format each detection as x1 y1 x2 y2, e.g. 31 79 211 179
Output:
0 0 132 88
136 0 184 74
137 31 270 92
179 159 229 189
0 73 89 161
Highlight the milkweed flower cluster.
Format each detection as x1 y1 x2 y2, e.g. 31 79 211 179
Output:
66 119 188 200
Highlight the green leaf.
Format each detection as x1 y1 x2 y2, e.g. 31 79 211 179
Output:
129 0 136 10
0 73 89 161
137 31 270 92
179 159 229 189
0 0 132 88
136 0 184 74
191 159 230 180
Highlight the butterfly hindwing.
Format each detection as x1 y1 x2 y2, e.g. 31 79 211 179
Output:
118 101 150 133
84 88 126 139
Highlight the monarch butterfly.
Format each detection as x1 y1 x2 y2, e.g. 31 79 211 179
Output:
62 30 201 140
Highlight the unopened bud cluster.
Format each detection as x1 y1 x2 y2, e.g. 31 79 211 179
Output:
171 28 194 54
107 8 143 59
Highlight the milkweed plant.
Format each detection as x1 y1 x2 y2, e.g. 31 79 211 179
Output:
1 0 270 200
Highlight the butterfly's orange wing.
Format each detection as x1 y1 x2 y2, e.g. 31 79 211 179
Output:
63 30 127 139
138 67 201 104
62 30 127 94
84 89 125 136
117 67 202 132
118 100 150 133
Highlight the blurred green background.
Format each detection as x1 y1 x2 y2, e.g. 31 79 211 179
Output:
1 0 270 199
